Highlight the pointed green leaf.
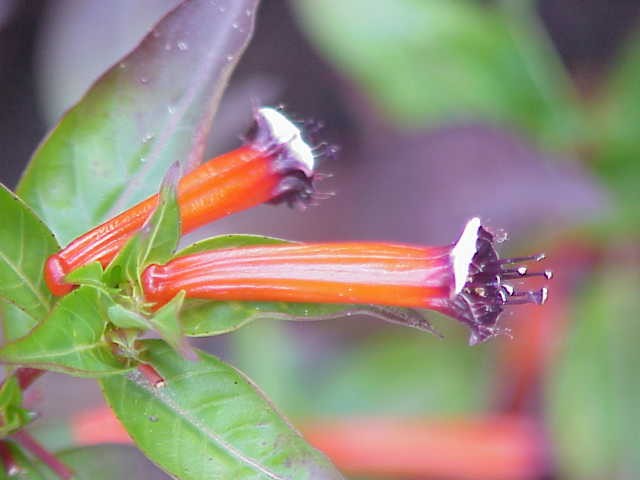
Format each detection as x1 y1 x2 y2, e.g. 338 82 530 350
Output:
176 234 291 257
101 170 181 289
148 291 194 358
0 286 132 377
138 165 181 267
101 340 343 480
64 261 105 287
17 0 259 245
103 235 143 288
183 300 357 337
107 303 152 330
0 377 33 436
0 184 59 339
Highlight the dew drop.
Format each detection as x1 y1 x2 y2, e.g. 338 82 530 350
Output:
167 104 176 114
232 22 239 29
245 8 252 16
142 133 155 144
148 415 158 422
177 41 188 51
164 42 172 51
226 54 234 61
140 157 147 163
119 62 127 69
139 76 149 85
218 5 226 12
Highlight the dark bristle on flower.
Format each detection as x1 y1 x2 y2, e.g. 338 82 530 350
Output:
245 107 337 211
447 221 551 345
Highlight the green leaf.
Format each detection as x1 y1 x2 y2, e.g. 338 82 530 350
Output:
17 0 259 245
0 301 39 345
0 184 59 340
107 303 152 330
547 268 640 478
100 340 343 480
293 0 583 148
103 235 142 288
102 166 182 291
64 261 104 286
182 300 353 337
0 377 33 437
39 445 169 480
0 286 133 377
138 164 181 267
148 291 194 359
176 234 291 257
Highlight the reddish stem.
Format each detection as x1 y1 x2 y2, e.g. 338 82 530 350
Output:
137 364 165 387
12 431 73 480
15 368 44 391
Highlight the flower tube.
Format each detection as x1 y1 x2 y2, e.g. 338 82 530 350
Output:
142 218 551 344
45 107 322 296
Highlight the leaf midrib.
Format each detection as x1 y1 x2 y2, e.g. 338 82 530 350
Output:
127 370 287 480
0 249 50 315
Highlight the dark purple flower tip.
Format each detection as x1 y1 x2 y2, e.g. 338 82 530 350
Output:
246 106 337 210
446 218 551 345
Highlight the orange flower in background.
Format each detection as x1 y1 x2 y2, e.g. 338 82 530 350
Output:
45 107 323 296
142 218 551 344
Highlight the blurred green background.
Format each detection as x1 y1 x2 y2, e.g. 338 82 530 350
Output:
1 1 639 479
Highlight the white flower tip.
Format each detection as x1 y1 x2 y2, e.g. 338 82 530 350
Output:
256 107 315 174
450 217 482 295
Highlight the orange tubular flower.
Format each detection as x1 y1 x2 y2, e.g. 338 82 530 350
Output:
45 107 322 296
142 218 551 344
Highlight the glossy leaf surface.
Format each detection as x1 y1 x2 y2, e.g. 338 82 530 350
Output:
0 286 131 377
138 164 181 267
182 299 355 337
0 184 58 339
18 0 259 245
101 340 343 480
176 234 291 257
